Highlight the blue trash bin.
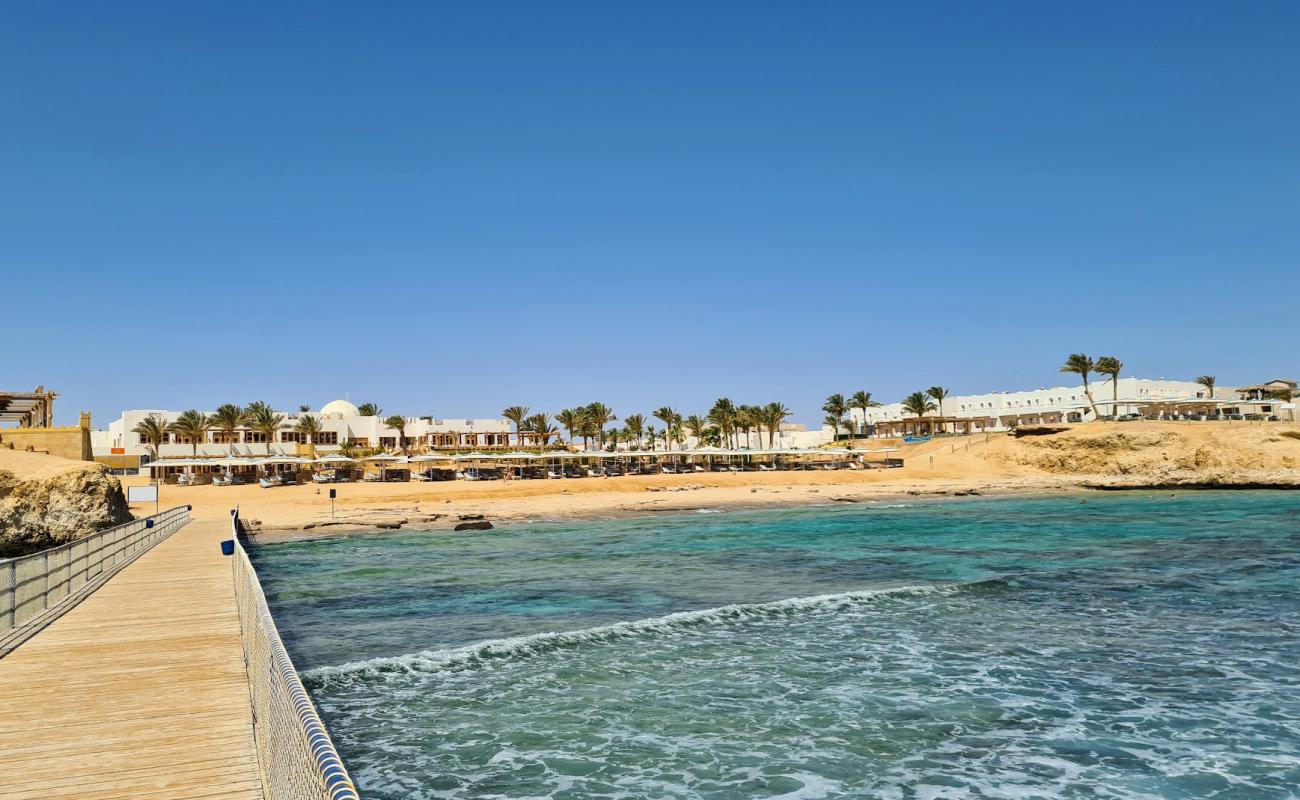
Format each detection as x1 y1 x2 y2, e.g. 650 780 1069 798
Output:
220 540 235 556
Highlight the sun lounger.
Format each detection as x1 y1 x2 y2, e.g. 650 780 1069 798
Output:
312 472 332 483
758 463 776 472
258 477 275 489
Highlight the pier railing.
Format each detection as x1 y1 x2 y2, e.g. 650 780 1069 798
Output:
230 511 360 800
0 506 191 656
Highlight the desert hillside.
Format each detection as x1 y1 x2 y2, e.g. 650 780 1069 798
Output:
971 421 1300 487
0 449 132 557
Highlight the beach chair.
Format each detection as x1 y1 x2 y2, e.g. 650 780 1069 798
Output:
758 463 776 472
546 470 562 479
258 477 275 489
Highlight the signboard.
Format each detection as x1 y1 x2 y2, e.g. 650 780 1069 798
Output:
127 485 158 503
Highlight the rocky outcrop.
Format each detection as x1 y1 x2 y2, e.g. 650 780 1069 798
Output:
0 450 132 557
984 425 1300 488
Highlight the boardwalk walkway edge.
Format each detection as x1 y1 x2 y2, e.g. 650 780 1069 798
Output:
231 509 360 800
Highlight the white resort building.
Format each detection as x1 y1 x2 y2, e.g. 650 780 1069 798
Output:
847 378 1212 437
93 400 513 464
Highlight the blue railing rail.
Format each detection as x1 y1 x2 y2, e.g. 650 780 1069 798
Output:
229 508 360 800
1 505 192 656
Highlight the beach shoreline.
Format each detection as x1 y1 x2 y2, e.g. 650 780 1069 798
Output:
114 420 1300 544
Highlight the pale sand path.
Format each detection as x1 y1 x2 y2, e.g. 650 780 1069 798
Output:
0 516 262 800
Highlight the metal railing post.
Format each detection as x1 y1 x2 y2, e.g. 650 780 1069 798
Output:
6 561 15 629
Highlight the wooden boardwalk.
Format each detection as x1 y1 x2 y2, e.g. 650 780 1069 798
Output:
0 517 264 800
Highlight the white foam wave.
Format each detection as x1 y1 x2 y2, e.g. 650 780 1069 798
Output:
306 582 974 684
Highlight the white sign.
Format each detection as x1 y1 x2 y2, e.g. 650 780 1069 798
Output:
127 485 159 503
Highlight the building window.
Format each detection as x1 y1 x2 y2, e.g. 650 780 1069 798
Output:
280 431 304 443
317 432 338 445
245 431 268 444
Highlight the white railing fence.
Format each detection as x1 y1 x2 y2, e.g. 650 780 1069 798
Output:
230 510 360 800
0 506 191 656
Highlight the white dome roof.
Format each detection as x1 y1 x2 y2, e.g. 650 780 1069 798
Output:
319 399 360 417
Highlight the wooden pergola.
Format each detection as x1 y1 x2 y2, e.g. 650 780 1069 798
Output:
0 386 58 428
872 415 993 438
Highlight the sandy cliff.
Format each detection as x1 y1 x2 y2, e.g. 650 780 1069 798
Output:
0 449 132 557
977 422 1300 487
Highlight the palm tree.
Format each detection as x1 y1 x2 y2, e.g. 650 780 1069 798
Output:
132 414 169 461
501 406 530 448
762 402 791 447
295 413 323 458
1096 357 1124 418
246 402 285 455
645 424 659 451
212 403 246 454
652 406 679 451
1195 375 1216 399
1060 353 1101 419
623 414 646 448
576 413 600 451
822 393 848 444
298 404 311 413
383 415 408 454
357 402 381 417
685 414 708 446
849 391 879 438
668 416 686 450
926 387 950 434
167 410 212 457
526 413 556 447
585 403 616 448
902 391 938 434
708 398 737 448
738 405 764 449
555 408 583 448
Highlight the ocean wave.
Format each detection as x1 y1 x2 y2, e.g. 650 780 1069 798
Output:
306 578 1007 686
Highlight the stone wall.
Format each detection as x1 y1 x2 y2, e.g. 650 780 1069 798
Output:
0 413 93 461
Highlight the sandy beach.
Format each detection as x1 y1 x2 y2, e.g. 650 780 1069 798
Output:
117 421 1300 543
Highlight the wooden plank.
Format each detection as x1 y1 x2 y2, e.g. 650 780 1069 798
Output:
0 518 265 800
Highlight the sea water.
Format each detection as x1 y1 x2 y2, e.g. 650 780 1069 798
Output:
250 492 1300 799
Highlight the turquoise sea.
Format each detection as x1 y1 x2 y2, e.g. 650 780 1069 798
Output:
251 492 1300 799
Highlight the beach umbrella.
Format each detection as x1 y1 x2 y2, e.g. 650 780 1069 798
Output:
314 454 355 464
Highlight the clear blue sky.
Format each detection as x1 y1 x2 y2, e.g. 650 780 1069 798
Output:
4 2 1298 426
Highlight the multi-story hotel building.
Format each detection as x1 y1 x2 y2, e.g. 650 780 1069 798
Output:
93 400 517 461
848 377 1208 436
